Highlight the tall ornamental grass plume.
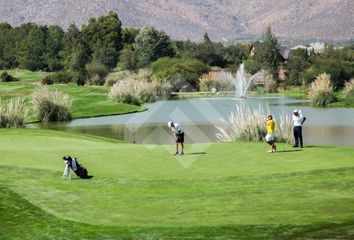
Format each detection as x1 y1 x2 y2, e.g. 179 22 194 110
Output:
216 105 293 143
0 98 28 128
136 68 153 81
31 86 72 122
277 111 293 143
343 79 354 98
108 78 151 105
108 77 172 105
308 73 336 107
216 104 267 142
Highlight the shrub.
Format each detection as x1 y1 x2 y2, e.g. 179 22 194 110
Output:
150 57 179 79
0 98 28 128
155 81 173 99
41 76 54 85
105 70 130 87
86 62 109 85
199 73 232 92
308 73 337 107
0 59 8 70
72 71 87 86
47 71 73 84
1 71 18 82
31 86 72 122
151 58 210 91
343 79 354 98
166 59 210 91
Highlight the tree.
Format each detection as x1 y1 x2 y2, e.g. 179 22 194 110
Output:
0 22 12 68
118 46 138 71
122 27 139 46
82 11 123 68
286 49 310 86
135 27 174 68
194 40 224 67
203 32 211 43
153 58 209 90
18 25 47 70
60 24 90 85
222 44 250 69
85 62 109 85
45 25 65 71
253 27 282 79
3 23 37 68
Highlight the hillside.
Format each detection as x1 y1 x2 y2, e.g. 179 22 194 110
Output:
0 0 353 42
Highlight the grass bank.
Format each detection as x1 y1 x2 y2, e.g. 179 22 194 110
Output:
1 129 354 239
0 69 144 120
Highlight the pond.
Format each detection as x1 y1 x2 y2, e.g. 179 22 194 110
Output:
30 97 354 147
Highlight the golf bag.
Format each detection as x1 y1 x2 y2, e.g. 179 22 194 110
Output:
63 155 89 179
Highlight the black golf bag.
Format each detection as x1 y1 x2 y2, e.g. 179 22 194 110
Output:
63 155 89 179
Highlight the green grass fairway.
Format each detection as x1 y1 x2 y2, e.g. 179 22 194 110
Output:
0 69 143 120
0 69 50 82
1 129 354 239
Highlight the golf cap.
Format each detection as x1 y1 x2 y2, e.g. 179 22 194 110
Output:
167 121 172 127
293 109 298 113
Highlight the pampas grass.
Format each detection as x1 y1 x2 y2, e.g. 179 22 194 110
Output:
343 79 354 98
216 104 267 142
108 77 172 105
31 86 72 122
277 111 293 143
0 98 28 128
308 73 336 107
216 104 293 143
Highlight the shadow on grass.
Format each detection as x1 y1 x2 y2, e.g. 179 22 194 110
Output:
276 149 303 153
183 152 206 155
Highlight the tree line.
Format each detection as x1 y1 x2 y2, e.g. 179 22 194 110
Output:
0 11 249 87
0 11 353 91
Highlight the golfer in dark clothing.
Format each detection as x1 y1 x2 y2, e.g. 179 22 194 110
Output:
292 109 306 148
168 121 184 155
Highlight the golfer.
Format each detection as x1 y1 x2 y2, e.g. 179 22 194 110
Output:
167 121 184 155
292 109 306 148
264 114 276 153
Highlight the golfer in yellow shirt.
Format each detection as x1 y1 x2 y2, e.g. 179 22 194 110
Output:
265 114 276 153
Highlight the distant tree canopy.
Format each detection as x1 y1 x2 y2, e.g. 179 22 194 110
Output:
0 15 353 91
134 26 175 68
247 27 282 80
82 11 123 68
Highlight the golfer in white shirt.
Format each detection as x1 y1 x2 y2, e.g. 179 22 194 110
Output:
292 109 306 148
168 121 184 155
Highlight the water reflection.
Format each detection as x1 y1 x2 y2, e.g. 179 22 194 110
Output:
30 97 354 147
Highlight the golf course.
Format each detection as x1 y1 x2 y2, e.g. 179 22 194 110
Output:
1 128 354 239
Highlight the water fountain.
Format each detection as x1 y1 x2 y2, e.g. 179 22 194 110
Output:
221 63 262 98
230 63 251 98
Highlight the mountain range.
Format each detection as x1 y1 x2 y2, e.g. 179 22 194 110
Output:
0 0 353 42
